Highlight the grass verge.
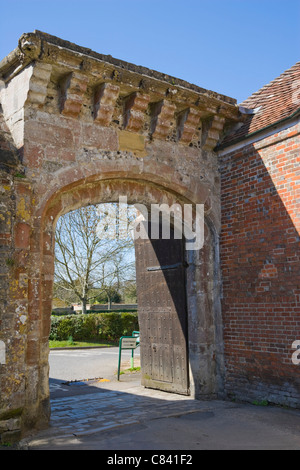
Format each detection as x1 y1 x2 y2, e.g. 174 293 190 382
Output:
119 366 141 375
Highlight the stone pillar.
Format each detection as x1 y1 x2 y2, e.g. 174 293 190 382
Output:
186 220 224 399
0 175 27 442
0 172 52 441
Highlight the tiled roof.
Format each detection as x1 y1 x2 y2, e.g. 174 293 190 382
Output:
220 61 300 147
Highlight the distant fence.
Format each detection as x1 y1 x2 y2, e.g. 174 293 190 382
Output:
52 304 138 314
90 304 137 311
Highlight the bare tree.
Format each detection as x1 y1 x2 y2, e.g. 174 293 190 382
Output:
54 204 136 313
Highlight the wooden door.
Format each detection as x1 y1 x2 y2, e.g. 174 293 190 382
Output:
135 222 189 395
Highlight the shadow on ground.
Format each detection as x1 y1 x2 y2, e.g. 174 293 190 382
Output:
14 371 300 451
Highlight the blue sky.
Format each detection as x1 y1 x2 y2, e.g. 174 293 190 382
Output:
0 0 299 103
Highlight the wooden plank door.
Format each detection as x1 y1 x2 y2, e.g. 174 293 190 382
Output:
135 222 189 395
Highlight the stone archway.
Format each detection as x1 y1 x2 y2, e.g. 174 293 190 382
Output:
31 176 220 432
0 31 239 440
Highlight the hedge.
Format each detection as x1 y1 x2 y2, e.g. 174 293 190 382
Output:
49 312 139 342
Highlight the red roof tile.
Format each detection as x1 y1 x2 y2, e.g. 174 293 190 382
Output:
220 61 300 147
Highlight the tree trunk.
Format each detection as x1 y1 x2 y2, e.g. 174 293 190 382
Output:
108 296 112 310
81 299 87 314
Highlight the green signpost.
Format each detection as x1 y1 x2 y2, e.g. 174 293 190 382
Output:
117 331 140 380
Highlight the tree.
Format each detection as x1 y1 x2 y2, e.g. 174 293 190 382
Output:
94 287 121 305
122 280 137 303
54 203 136 313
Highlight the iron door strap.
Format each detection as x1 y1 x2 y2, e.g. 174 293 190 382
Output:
147 262 188 272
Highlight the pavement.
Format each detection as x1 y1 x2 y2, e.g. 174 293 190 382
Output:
10 369 300 451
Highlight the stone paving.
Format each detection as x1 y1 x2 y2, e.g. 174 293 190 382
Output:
25 377 214 442
16 374 300 450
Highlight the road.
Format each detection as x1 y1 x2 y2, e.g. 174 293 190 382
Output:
49 346 140 387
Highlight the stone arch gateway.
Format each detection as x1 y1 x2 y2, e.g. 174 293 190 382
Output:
0 31 241 440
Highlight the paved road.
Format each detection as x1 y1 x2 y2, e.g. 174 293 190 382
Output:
49 346 139 381
49 347 140 398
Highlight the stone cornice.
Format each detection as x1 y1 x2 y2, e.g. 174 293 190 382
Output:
0 31 242 150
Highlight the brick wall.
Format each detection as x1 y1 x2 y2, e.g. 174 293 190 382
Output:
220 121 300 407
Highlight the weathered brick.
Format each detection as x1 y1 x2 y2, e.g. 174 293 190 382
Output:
14 223 30 249
60 72 89 118
123 92 150 132
94 83 120 126
150 100 176 140
81 123 118 150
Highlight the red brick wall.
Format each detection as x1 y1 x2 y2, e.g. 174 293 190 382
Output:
220 121 300 407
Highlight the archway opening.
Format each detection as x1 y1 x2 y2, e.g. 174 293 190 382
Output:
49 201 140 393
36 176 222 435
48 196 193 396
